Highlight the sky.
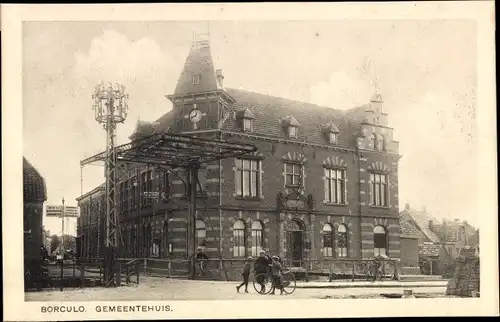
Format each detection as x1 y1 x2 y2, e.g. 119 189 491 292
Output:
22 20 478 235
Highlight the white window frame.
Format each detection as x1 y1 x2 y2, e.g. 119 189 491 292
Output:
285 162 303 188
337 224 348 258
251 221 264 256
235 159 261 198
243 118 253 132
370 173 389 207
288 125 297 138
329 132 338 144
324 168 347 204
233 220 246 257
322 223 334 257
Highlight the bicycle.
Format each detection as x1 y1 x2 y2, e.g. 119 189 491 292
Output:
253 269 296 295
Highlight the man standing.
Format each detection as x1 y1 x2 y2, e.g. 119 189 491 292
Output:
196 247 209 276
254 251 271 293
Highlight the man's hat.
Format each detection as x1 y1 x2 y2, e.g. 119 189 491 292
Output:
259 250 266 255
247 256 253 260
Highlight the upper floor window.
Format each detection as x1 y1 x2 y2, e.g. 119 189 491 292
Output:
285 162 303 187
370 173 388 207
141 170 153 207
243 118 253 132
192 74 201 85
282 115 299 139
379 135 386 151
235 159 261 198
325 168 346 204
370 134 377 150
329 132 338 144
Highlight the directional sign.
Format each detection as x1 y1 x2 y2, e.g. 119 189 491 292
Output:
45 205 80 217
46 205 64 217
64 206 80 218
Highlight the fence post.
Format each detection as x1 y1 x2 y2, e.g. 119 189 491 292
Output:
80 264 85 288
115 264 121 286
329 260 333 282
126 266 130 284
168 259 172 278
351 262 355 282
136 261 140 284
143 258 148 276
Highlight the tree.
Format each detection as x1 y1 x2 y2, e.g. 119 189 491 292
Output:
50 235 61 254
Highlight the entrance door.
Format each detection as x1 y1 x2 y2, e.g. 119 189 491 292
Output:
291 231 303 267
286 220 304 267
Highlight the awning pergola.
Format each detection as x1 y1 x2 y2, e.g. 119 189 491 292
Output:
80 132 258 282
81 132 258 168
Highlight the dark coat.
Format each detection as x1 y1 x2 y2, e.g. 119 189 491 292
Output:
254 255 271 273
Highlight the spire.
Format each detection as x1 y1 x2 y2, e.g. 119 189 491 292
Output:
173 31 224 96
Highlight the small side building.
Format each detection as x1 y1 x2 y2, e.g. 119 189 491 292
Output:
399 213 422 274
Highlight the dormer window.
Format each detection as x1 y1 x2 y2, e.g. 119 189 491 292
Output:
243 118 253 131
322 121 340 145
192 74 201 85
236 108 255 132
329 132 337 144
282 115 300 139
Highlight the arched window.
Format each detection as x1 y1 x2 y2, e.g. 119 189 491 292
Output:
233 220 246 257
379 135 386 151
251 221 264 256
371 134 377 150
337 224 348 258
374 225 387 257
196 220 206 249
322 224 334 257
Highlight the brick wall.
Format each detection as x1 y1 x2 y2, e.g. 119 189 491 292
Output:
400 237 419 267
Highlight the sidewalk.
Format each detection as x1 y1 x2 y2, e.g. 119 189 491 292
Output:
295 280 449 289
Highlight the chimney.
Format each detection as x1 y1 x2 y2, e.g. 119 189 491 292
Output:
216 69 224 87
428 220 433 229
405 203 410 210
454 218 460 223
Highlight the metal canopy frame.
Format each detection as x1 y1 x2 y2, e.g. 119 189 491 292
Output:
81 132 257 167
80 132 258 282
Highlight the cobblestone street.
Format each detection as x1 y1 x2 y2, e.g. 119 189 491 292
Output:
25 277 448 301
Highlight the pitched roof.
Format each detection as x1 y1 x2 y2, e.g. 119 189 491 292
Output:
399 214 422 238
400 208 441 243
23 157 47 203
173 39 224 96
419 243 442 257
222 88 365 148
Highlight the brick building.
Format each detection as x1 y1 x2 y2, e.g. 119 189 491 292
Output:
77 36 401 270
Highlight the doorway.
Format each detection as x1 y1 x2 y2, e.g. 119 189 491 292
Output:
286 220 304 267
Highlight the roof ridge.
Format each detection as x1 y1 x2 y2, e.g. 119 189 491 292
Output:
226 87 360 114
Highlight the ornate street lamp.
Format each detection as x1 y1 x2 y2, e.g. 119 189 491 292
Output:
92 82 129 287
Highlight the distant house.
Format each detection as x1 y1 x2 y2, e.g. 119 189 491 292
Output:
399 203 478 275
418 243 449 275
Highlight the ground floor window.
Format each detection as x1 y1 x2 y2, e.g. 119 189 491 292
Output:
374 225 387 257
322 223 334 257
233 220 246 257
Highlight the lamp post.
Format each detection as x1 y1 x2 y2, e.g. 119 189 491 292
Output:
92 82 129 286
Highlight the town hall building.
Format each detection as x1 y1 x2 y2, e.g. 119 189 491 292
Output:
76 35 401 276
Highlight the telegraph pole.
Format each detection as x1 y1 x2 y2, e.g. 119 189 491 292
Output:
92 82 129 287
